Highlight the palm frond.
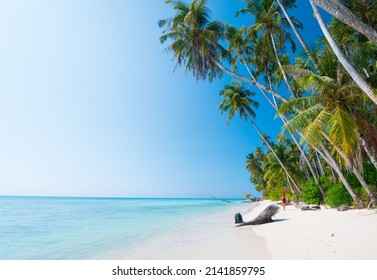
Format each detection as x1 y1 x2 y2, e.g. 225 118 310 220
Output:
328 105 358 157
278 95 318 115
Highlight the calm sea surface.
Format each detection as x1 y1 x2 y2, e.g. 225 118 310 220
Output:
0 196 242 259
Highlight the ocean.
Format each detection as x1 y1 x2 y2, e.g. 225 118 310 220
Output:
0 196 244 260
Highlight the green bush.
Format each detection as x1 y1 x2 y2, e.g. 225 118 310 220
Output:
345 172 376 207
319 175 332 192
264 187 281 201
301 180 321 204
364 163 377 187
263 187 295 202
325 181 353 207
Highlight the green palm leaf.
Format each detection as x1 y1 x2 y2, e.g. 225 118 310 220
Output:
328 105 358 157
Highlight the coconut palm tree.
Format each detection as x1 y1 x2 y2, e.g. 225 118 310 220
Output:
224 22 326 199
286 35 377 166
310 0 377 46
160 0 290 104
309 0 377 106
316 144 361 203
263 139 305 197
246 151 266 191
224 24 290 102
219 80 302 193
279 48 377 204
159 0 225 81
244 192 252 200
342 0 377 30
237 0 300 97
321 132 377 205
275 0 319 68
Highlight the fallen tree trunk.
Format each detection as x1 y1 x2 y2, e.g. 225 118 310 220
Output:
237 205 279 226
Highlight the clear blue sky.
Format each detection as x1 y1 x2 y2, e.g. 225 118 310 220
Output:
0 0 324 198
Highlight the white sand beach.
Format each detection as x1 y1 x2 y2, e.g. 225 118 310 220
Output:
244 201 377 260
121 200 377 260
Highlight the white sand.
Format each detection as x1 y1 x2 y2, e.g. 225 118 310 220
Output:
245 201 377 259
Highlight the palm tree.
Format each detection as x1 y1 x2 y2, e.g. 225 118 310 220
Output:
238 0 304 97
224 24 293 105
275 0 319 68
246 150 267 191
309 0 377 106
359 134 377 170
224 22 325 199
279 50 377 204
263 139 305 197
159 0 225 81
310 0 377 46
160 0 290 103
321 132 377 205
244 192 252 200
219 81 302 193
342 0 377 30
316 143 360 204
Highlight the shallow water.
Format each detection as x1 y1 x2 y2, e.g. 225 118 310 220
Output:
0 196 242 259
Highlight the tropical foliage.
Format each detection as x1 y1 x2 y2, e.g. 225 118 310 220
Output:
160 0 377 208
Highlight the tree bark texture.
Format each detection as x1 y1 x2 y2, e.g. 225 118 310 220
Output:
309 0 377 106
311 0 377 46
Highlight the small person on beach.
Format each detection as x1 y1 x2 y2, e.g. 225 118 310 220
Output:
281 193 287 211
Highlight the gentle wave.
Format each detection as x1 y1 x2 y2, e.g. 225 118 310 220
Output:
0 196 242 259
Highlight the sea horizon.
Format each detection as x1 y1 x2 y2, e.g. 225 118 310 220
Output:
0 195 247 200
0 196 248 260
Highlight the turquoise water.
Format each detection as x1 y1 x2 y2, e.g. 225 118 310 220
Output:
0 196 241 259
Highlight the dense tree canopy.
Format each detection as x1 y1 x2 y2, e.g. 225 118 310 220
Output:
160 0 377 208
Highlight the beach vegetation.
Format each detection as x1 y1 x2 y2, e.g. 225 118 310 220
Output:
262 187 281 201
301 180 322 205
159 0 377 208
325 181 354 207
345 172 377 207
362 163 377 187
244 192 252 200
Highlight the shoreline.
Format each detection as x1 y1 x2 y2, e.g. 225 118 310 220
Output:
116 202 269 260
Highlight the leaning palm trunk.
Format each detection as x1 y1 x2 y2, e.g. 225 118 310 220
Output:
316 151 325 176
351 163 376 206
272 95 325 200
286 174 299 201
359 134 377 170
321 133 376 205
275 0 318 69
315 144 360 204
269 31 295 97
278 112 326 200
311 0 377 46
247 114 302 194
241 56 325 200
213 60 288 102
309 0 377 106
289 175 301 195
311 155 320 178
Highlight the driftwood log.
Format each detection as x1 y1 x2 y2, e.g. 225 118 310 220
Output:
234 212 244 224
237 205 279 227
